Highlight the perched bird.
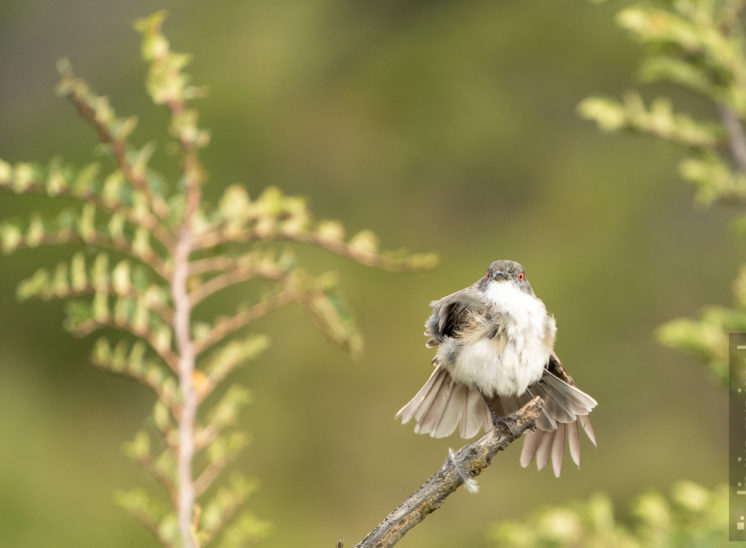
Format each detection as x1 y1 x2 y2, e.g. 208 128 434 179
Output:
396 260 597 477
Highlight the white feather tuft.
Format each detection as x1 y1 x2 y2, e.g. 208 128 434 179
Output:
448 448 479 494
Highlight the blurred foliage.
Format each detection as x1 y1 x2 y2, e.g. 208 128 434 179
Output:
490 481 728 548
0 2 737 547
0 10 433 547
487 1 740 545
579 0 746 390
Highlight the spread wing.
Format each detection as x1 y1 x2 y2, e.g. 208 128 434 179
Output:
424 285 485 347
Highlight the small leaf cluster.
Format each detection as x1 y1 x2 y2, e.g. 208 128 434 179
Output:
490 482 728 548
0 10 435 547
579 0 746 388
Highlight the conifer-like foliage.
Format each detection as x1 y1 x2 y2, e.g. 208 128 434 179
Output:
0 12 435 547
579 0 746 389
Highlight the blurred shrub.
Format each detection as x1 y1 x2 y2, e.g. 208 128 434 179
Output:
579 0 746 390
490 482 728 548
0 10 434 547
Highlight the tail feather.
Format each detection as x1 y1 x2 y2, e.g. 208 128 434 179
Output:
416 372 454 434
397 366 597 478
520 430 542 467
460 386 486 438
397 367 481 439
535 430 553 471
412 368 447 423
543 372 598 414
567 420 581 466
433 382 467 438
578 414 597 446
551 423 565 478
396 367 440 424
519 371 597 477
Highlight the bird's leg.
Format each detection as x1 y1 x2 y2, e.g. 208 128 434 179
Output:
478 388 519 439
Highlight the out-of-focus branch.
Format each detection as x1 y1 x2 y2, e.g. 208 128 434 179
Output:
59 65 170 219
719 104 746 172
194 289 311 355
0 179 174 247
193 229 435 272
134 453 178 507
9 231 171 280
351 397 544 548
73 317 179 372
189 264 285 306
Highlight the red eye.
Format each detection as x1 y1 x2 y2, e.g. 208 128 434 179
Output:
486 272 489 279
517 272 524 281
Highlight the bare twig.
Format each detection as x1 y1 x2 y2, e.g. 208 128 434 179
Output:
719 104 746 172
352 397 544 548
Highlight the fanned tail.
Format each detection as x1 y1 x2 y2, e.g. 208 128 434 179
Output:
518 370 597 477
396 367 490 439
396 367 597 478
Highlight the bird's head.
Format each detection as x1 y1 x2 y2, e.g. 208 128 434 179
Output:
481 259 533 295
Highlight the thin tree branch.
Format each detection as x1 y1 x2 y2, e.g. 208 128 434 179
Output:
10 231 171 280
59 67 171 219
35 282 173 325
96 362 180 421
73 316 179 372
352 397 544 548
189 256 241 275
189 264 285 306
192 229 433 272
194 423 220 453
173 226 198 548
193 458 227 498
719 103 746 172
0 182 174 248
166 86 205 548
129 507 177 548
134 452 179 508
193 289 310 355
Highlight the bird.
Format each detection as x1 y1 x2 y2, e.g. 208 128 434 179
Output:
396 259 597 477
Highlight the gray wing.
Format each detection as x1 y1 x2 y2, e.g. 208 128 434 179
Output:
424 284 485 347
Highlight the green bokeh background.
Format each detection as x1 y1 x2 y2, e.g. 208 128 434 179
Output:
0 1 734 547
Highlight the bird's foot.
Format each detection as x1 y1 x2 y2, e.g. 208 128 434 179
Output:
491 412 520 439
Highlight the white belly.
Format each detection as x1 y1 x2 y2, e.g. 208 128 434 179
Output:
443 282 556 396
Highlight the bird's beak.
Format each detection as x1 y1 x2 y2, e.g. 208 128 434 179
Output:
494 270 508 281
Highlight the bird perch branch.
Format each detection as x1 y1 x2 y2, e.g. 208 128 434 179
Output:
351 396 544 548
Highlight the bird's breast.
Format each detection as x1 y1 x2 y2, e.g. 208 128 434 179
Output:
443 283 556 396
